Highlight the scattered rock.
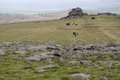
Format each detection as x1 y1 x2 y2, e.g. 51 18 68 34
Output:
100 76 107 80
99 61 120 67
25 55 41 61
36 68 46 73
68 60 79 65
45 58 54 64
80 60 92 66
68 73 90 80
105 72 113 77
36 64 57 73
0 49 5 55
115 52 120 58
14 50 26 54
27 45 47 52
39 64 57 69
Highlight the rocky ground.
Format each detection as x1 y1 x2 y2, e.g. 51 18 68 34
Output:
0 41 120 80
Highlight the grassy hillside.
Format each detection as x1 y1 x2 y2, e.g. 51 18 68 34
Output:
0 14 120 44
0 15 120 80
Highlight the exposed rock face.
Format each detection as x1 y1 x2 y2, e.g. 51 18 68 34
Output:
62 7 87 19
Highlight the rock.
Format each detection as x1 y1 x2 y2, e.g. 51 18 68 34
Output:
13 50 26 54
25 55 41 61
61 7 87 19
68 73 90 80
39 51 54 55
106 43 117 47
0 49 5 55
46 45 59 50
68 60 80 65
76 50 83 54
36 64 57 73
81 54 88 60
39 52 55 59
99 61 120 67
27 45 47 52
11 55 22 60
105 72 113 77
100 76 107 80
36 68 46 73
25 51 55 61
40 64 57 69
80 60 92 66
109 47 117 52
115 52 120 58
99 61 113 67
45 59 54 64
89 50 100 56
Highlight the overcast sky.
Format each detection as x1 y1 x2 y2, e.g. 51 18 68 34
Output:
0 0 120 14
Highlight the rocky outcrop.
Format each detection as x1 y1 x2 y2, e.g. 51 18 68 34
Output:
0 41 120 79
62 7 87 19
0 41 120 68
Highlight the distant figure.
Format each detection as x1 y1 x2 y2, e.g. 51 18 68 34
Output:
91 17 95 19
66 22 70 26
73 32 78 37
75 23 78 25
72 23 78 26
86 20 87 23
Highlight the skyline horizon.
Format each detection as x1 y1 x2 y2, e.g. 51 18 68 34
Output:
0 0 120 14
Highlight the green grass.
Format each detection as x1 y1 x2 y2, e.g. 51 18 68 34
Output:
0 15 120 44
0 15 120 80
0 53 120 80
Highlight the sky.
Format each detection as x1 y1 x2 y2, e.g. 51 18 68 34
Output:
0 0 120 14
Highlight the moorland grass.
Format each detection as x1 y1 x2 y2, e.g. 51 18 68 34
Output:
0 15 120 44
0 15 120 80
